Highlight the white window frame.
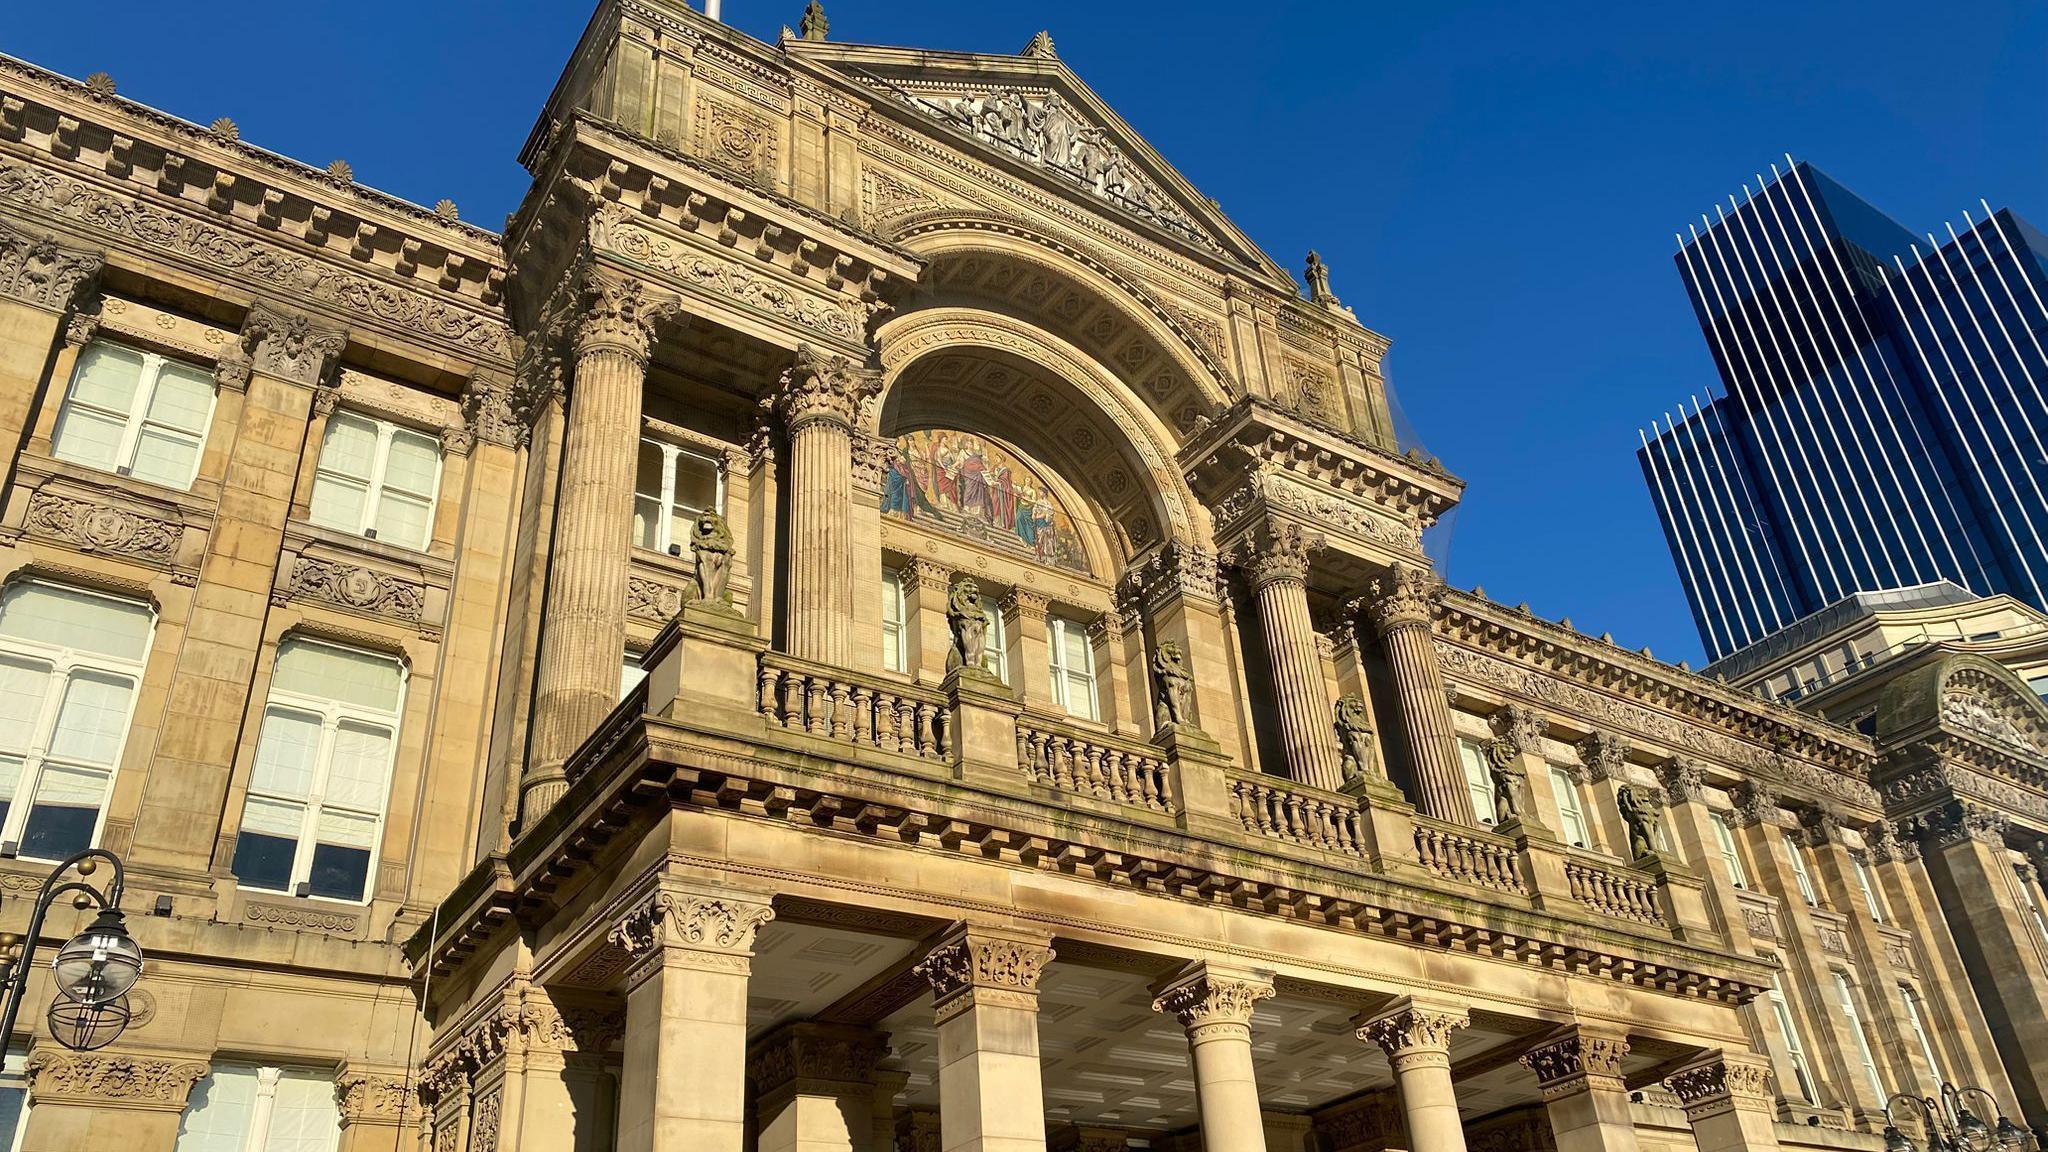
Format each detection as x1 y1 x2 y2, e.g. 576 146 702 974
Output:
1901 984 1942 1086
2020 867 2048 948
881 568 907 674
980 600 1009 684
1783 830 1819 906
621 649 647 699
0 580 154 861
1768 979 1819 1104
1457 739 1498 825
308 410 443 551
175 1061 340 1152
51 338 217 490
234 639 404 904
1712 811 1750 888
1834 970 1888 1104
1851 851 1884 922
633 436 725 556
1047 616 1099 722
1549 767 1589 848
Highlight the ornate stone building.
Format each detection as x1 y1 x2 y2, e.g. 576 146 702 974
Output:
0 4 2043 1152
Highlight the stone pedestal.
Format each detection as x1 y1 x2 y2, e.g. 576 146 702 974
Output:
947 666 1025 791
1358 998 1471 1152
1364 565 1474 826
1663 1053 1783 1152
611 883 775 1152
1152 962 1276 1152
1159 723 1239 841
751 1023 891 1152
1244 525 1344 792
914 923 1056 1152
1519 1030 1639 1152
776 345 881 667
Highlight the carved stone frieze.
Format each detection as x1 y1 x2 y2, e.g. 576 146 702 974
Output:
625 575 689 623
24 491 180 564
243 900 360 933
0 216 101 313
24 1051 210 1108
281 557 426 622
590 209 870 346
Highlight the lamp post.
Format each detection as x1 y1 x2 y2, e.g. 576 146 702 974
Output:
0 849 145 1052
1883 1082 2037 1152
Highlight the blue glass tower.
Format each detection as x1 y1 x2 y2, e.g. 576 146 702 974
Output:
1638 160 2048 661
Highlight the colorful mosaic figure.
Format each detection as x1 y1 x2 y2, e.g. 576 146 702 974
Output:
882 429 1090 574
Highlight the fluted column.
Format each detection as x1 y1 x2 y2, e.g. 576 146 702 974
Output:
1358 998 1471 1152
914 924 1055 1152
777 344 882 665
1151 962 1276 1152
1364 564 1475 825
1244 525 1343 791
525 277 672 819
1520 1030 1639 1152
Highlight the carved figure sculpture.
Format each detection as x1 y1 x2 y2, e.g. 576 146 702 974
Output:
798 0 828 41
946 578 986 674
1334 694 1374 783
692 513 736 606
1304 250 1336 304
1617 785 1662 861
1484 738 1524 823
1153 640 1194 729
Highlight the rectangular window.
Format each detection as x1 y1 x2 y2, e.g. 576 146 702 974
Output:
308 411 442 551
2028 674 2048 704
1901 985 1942 1085
632 437 724 556
980 600 1008 683
1550 767 1589 847
176 1063 340 1152
1712 812 1749 888
0 581 153 861
1783 830 1818 906
620 650 647 699
1456 739 1498 825
1768 979 1819 1104
51 339 216 490
231 639 402 903
880 568 906 674
1047 617 1098 722
1834 971 1888 1103
1852 852 1884 922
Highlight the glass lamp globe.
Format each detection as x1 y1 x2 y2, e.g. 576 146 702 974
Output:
49 909 142 1007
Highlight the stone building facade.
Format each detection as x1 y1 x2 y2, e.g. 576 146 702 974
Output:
0 4 2043 1151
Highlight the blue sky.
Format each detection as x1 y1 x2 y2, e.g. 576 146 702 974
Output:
8 1 2044 666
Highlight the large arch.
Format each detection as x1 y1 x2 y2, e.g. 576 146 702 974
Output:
873 306 1210 569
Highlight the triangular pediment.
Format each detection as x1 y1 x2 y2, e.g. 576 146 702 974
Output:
786 40 1286 280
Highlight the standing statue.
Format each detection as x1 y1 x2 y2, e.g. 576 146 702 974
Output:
798 0 828 41
1304 250 1337 304
1333 695 1375 783
1152 640 1194 729
1617 785 1663 861
946 578 987 675
1484 739 1524 823
692 513 736 607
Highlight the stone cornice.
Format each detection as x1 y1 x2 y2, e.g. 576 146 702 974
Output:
1180 398 1463 528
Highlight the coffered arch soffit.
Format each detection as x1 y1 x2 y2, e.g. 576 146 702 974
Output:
874 307 1208 564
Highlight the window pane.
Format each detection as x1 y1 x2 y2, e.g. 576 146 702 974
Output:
0 754 20 826
21 763 107 859
0 583 153 661
49 407 128 471
324 721 390 811
266 1070 341 1152
633 441 665 550
316 415 378 482
372 491 432 550
46 670 134 767
881 570 902 625
175 1063 259 1152
1063 671 1096 720
307 474 368 534
248 708 322 800
67 343 146 411
1060 623 1091 670
146 361 215 435
127 426 202 488
232 797 304 892
632 495 662 551
273 641 401 714
308 810 375 900
53 344 143 468
672 450 720 515
0 656 51 753
380 430 439 498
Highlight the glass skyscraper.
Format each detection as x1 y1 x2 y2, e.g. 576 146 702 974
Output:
1638 160 2048 661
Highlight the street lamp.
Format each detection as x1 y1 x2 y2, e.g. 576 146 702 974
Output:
1883 1082 2038 1152
0 849 145 1052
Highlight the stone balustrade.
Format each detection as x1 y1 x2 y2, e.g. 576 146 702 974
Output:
1226 771 1370 857
1017 718 1177 815
757 652 950 760
1414 818 1526 895
1563 857 1667 926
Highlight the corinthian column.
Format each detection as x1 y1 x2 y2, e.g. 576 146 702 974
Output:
1358 998 1472 1152
776 344 882 666
1364 563 1475 825
1152 962 1276 1152
1243 523 1343 791
913 924 1055 1152
525 276 672 819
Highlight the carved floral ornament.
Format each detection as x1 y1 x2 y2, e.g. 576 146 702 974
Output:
1662 1056 1775 1110
242 301 346 386
24 491 180 566
0 216 101 313
776 342 884 432
335 1071 419 1123
1519 1033 1631 1092
1238 521 1324 589
912 933 1055 1006
280 557 426 622
1151 970 1275 1032
573 275 680 363
1489 703 1547 757
1363 562 1443 634
1358 1003 1471 1057
605 890 777 959
24 1051 211 1107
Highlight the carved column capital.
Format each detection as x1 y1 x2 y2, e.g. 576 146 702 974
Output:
335 1063 419 1128
900 555 952 594
1489 704 1546 756
1795 802 1844 847
775 342 882 433
1000 586 1049 624
241 301 345 387
1240 522 1324 590
913 924 1055 1023
1659 756 1706 804
1727 779 1777 828
1125 541 1221 609
1575 731 1631 782
572 274 675 364
462 371 527 450
746 1022 888 1098
0 219 103 314
24 1049 211 1112
851 430 892 491
1362 562 1442 636
1356 999 1470 1068
1519 1030 1630 1100
1150 963 1275 1041
604 886 775 987
1662 1052 1776 1118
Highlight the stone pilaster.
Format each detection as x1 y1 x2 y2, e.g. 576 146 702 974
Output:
1358 998 1471 1152
914 923 1056 1152
1663 1053 1783 1152
0 220 101 495
525 275 674 820
335 1063 420 1152
777 343 882 667
19 1048 210 1152
1152 962 1276 1152
750 1022 891 1152
1364 564 1474 825
1519 1030 1639 1152
610 883 775 1152
1126 542 1238 752
1242 523 1343 791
